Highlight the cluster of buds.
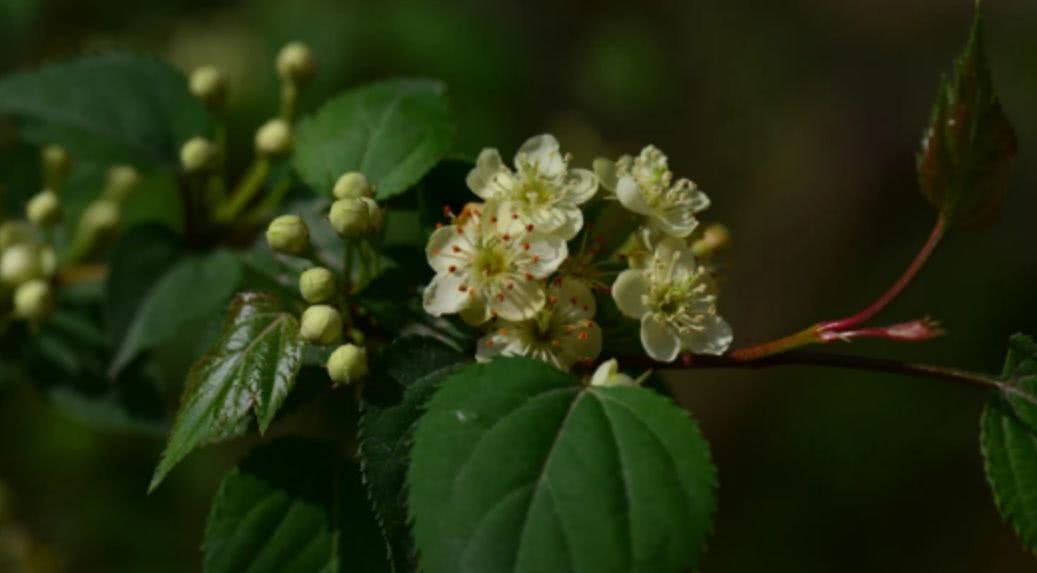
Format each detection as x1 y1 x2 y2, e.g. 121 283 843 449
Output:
422 135 733 378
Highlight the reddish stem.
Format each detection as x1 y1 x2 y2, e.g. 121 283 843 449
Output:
819 216 946 333
816 318 944 343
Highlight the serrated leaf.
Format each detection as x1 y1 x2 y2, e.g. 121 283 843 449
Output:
408 357 716 573
204 438 391 573
981 333 1037 554
359 337 467 571
0 53 208 164
110 249 241 377
150 293 303 491
293 79 455 200
917 9 1017 228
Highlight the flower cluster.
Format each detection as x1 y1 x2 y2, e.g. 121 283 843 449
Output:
422 136 733 372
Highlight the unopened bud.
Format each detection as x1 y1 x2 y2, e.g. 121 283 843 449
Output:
0 221 33 251
0 244 42 287
691 223 731 258
105 165 142 202
189 65 228 108
26 189 61 227
13 279 52 320
329 197 381 238
589 359 637 387
300 304 342 345
276 42 315 84
299 267 336 304
180 137 217 173
333 172 372 199
265 214 309 254
41 145 70 186
329 344 371 383
326 343 368 386
80 200 120 236
254 119 293 157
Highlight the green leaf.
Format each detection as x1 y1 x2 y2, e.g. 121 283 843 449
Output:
150 293 303 491
981 333 1037 554
294 79 455 200
916 8 1018 228
204 438 391 573
103 224 184 344
0 53 208 165
359 336 467 571
408 357 716 573
110 249 242 377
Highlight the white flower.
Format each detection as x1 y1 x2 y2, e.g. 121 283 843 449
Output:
597 145 710 238
476 276 601 370
589 359 637 387
466 134 598 240
423 202 567 324
611 238 732 362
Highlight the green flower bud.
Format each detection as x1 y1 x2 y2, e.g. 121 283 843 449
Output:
13 279 52 320
105 165 142 203
326 343 368 386
0 244 42 287
26 189 61 227
254 119 293 157
300 304 342 345
276 42 315 84
265 214 309 254
189 65 228 108
299 267 336 304
39 246 56 277
80 200 121 236
333 172 372 199
0 221 33 251
41 145 70 184
691 223 731 258
180 137 217 173
329 197 381 238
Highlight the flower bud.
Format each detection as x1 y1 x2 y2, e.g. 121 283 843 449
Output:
326 343 368 386
691 223 731 257
13 279 52 320
0 244 42 287
254 119 293 157
80 200 121 236
329 197 381 238
333 172 373 199
589 359 637 387
300 304 342 345
189 65 228 108
0 221 33 251
299 267 336 304
26 189 61 227
265 214 309 254
276 42 315 84
104 165 142 203
180 137 217 173
41 145 70 184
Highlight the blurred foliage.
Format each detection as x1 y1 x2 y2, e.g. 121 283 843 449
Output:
0 0 1035 571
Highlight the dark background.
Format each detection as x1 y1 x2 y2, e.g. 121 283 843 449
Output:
1 0 1036 571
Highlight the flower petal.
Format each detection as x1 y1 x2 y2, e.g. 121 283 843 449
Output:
489 277 545 321
460 296 492 325
681 314 733 356
552 276 596 319
515 134 564 178
593 158 618 192
611 269 649 319
466 149 510 200
426 224 472 273
522 233 568 277
653 207 699 238
641 315 681 362
422 272 470 316
565 168 598 205
557 320 601 369
616 175 651 216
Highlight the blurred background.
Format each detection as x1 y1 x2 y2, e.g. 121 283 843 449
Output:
1 0 1036 571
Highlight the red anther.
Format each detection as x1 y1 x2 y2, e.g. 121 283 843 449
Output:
552 338 562 347
532 255 540 263
435 222 444 229
570 297 578 305
496 293 505 302
522 242 530 251
458 284 468 292
548 296 559 305
512 213 519 220
490 216 498 223
525 273 534 281
506 282 515 290
526 224 534 231
578 331 588 341
448 265 457 273
443 206 454 217
485 339 494 347
502 234 511 241
431 248 441 256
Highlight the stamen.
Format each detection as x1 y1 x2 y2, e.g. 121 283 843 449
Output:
458 284 468 292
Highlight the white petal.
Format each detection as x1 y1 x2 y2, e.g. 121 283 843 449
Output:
489 277 545 321
426 224 471 273
681 314 733 356
677 179 711 212
521 233 567 277
460 296 492 325
466 149 510 199
653 237 698 276
565 168 598 205
616 176 651 216
526 205 569 235
557 320 601 369
422 272 470 316
641 315 680 362
592 158 618 192
590 359 619 386
611 269 649 319
653 207 699 238
545 205 583 241
552 276 596 319
475 328 514 362
515 134 564 178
